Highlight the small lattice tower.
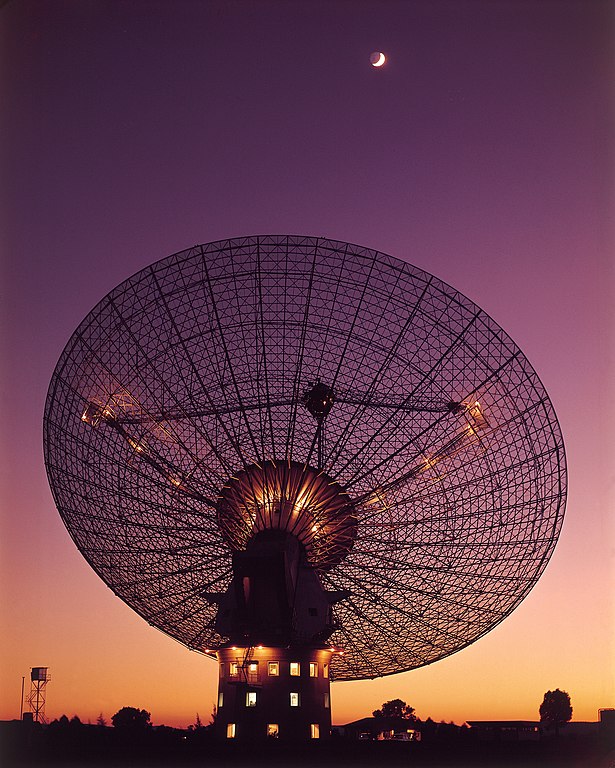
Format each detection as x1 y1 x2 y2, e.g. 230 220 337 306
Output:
26 667 50 724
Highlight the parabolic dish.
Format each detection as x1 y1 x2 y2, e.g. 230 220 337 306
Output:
44 235 566 680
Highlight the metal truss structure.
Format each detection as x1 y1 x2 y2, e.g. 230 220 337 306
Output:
27 668 50 724
44 235 567 681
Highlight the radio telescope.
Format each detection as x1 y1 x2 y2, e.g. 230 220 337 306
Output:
44 235 566 741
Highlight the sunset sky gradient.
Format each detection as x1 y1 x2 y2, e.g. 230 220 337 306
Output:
1 0 613 728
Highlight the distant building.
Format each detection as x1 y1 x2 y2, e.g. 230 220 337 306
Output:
467 720 600 741
338 716 421 741
599 709 615 733
466 721 541 741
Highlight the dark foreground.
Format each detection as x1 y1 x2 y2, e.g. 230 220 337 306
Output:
2 721 614 768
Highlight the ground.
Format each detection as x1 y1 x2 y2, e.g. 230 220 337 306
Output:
1 720 614 768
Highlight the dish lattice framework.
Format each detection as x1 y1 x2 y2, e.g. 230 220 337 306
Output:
43 235 566 681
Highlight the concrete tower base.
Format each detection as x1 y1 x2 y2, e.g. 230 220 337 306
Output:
215 646 334 742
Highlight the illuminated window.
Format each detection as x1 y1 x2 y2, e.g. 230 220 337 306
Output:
218 692 224 707
290 662 300 676
246 691 257 707
290 692 300 707
267 723 279 738
309 662 318 677
323 663 329 678
229 662 239 676
226 723 236 739
268 661 279 676
247 661 258 674
324 692 330 708
310 723 320 739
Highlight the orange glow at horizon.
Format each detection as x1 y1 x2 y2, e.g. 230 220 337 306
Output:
1 514 612 729
1 400 614 729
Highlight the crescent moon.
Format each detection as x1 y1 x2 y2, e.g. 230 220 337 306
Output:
371 52 386 67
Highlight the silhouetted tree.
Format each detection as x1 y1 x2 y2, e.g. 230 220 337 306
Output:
539 689 572 734
372 698 417 720
421 716 438 741
111 706 151 730
207 705 218 731
187 712 205 733
96 712 107 727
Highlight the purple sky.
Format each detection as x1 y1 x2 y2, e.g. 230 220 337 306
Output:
1 0 613 726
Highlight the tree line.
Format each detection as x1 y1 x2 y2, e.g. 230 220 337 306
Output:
48 688 573 734
371 689 572 729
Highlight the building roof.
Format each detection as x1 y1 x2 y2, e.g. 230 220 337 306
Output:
467 720 599 729
467 721 539 728
341 716 419 730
